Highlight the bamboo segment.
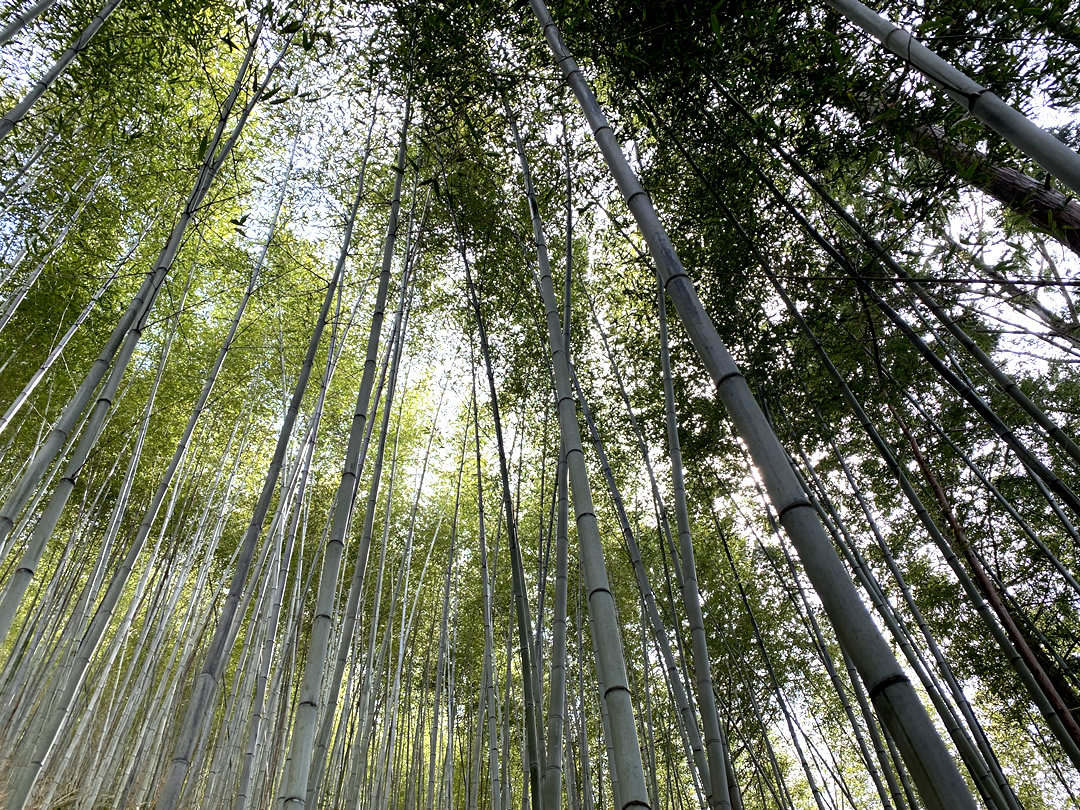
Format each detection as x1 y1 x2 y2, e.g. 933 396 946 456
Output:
823 0 1080 196
507 91 652 810
0 0 56 44
527 2 976 807
0 0 123 139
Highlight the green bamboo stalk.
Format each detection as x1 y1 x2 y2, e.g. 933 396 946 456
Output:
527 3 976 807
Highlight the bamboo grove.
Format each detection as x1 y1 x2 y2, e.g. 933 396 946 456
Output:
2 0 1080 807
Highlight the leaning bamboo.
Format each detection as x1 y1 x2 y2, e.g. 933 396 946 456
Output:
0 17 276 554
279 98 407 810
823 0 1080 196
507 95 652 810
450 170 547 810
0 0 124 139
657 275 734 810
0 0 59 45
155 178 346 810
572 365 709 806
527 3 976 807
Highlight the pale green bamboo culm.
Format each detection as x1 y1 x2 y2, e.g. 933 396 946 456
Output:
527 2 977 808
507 90 652 810
540 124 573 810
0 15 272 561
0 0 124 140
823 0 1080 197
0 0 58 45
657 274 736 810
155 135 348 810
279 96 410 810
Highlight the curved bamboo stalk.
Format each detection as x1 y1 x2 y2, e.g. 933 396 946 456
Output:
621 90 1051 798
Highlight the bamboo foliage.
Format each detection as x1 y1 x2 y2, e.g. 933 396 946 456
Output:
527 0 979 807
279 94 406 810
0 1 1078 809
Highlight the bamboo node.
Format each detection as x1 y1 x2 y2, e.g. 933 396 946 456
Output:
867 672 910 701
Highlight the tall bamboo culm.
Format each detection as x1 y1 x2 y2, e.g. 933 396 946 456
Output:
526 2 976 808
507 91 652 810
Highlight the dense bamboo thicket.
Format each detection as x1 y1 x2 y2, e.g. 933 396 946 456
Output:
2 0 1080 808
